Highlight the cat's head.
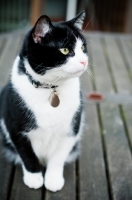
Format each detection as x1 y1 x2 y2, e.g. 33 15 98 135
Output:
20 11 88 85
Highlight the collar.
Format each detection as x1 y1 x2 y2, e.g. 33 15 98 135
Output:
25 70 58 89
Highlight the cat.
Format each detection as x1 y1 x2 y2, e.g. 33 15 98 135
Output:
0 11 88 192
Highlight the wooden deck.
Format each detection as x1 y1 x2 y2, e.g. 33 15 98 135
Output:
0 31 132 200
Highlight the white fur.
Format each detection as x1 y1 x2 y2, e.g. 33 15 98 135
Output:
22 165 43 189
44 165 65 192
11 38 88 191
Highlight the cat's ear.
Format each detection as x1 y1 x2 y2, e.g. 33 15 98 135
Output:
32 15 52 43
67 11 86 30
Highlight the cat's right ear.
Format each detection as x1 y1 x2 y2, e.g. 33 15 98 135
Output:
32 15 52 43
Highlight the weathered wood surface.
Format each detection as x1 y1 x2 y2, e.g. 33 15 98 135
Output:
0 31 132 200
88 34 132 200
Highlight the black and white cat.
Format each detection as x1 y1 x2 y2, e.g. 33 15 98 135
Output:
0 11 88 192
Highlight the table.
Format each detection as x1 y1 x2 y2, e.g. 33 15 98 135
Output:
0 30 132 200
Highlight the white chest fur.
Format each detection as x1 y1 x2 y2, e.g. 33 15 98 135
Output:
11 57 81 163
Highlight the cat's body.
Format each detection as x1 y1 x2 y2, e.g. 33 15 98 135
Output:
0 11 88 192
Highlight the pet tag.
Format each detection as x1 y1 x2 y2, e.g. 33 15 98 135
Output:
49 89 60 107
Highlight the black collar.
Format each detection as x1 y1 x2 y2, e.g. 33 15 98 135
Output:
25 70 58 89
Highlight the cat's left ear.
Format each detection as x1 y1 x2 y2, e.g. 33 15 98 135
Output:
32 15 52 43
67 11 86 30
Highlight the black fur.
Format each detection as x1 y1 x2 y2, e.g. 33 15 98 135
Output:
0 82 40 172
0 82 37 133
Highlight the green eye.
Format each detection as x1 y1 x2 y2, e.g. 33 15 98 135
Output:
81 45 85 51
60 48 69 55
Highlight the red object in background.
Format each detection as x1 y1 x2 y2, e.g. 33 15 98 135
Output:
87 92 105 102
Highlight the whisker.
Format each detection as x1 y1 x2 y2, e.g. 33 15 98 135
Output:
88 63 97 68
86 68 96 86
34 63 43 70
86 38 98 47
63 30 76 47
88 56 92 61
29 62 40 66
52 72 67 86
55 61 62 67
87 68 95 80
37 67 46 74
83 15 94 33
61 38 67 47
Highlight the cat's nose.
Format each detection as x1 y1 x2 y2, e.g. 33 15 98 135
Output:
80 61 86 67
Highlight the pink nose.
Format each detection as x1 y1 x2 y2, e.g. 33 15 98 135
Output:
80 61 86 66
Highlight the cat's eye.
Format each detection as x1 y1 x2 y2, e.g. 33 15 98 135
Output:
60 48 69 55
81 45 85 52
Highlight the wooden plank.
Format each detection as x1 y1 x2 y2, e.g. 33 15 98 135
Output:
121 105 132 147
0 37 7 58
10 165 42 200
100 104 132 200
115 37 132 148
104 36 132 94
78 42 110 199
45 163 76 200
0 136 14 200
86 93 132 105
105 35 132 146
0 31 131 200
89 35 132 200
0 36 19 200
0 34 22 86
0 33 24 199
79 102 110 200
119 37 132 71
86 36 114 94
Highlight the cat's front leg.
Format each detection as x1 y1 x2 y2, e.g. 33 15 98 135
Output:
44 162 65 192
22 165 43 189
44 138 76 192
10 133 43 189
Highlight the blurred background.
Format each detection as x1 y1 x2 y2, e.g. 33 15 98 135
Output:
0 0 132 33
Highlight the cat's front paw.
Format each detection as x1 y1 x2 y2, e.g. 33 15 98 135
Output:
23 172 43 189
44 172 65 192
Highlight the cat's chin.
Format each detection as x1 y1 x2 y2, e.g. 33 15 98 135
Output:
66 69 86 78
43 70 85 85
